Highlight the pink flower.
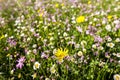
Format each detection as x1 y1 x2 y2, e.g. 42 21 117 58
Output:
16 57 25 69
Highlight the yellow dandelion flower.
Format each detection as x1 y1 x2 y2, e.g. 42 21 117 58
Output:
55 3 59 8
76 16 85 23
54 48 68 62
0 35 5 40
88 1 91 4
61 3 64 6
107 15 112 21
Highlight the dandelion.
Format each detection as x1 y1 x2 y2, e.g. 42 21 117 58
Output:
54 48 68 62
76 16 85 23
55 3 59 8
0 35 4 40
33 61 40 70
107 15 112 21
113 74 120 80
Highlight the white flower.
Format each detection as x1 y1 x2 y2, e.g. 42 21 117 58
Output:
20 33 25 37
107 37 112 42
32 44 37 48
83 48 86 53
114 20 119 24
98 46 104 50
53 49 57 54
92 44 97 49
45 78 50 80
118 60 120 64
75 44 80 49
115 38 120 42
107 43 115 48
50 37 54 41
33 62 40 70
10 70 14 74
113 74 120 80
63 32 68 37
116 53 120 58
93 18 97 21
77 51 83 57
50 64 56 74
105 25 111 31
81 40 87 46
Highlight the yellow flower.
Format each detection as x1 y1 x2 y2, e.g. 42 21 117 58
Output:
113 74 120 80
76 16 85 23
107 15 112 21
0 35 5 40
18 73 21 78
61 3 64 6
55 3 59 8
32 73 37 79
88 1 91 4
54 48 68 62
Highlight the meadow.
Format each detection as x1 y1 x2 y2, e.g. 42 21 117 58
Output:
0 0 120 80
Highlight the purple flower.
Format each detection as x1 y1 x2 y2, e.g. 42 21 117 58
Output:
94 36 103 43
16 57 25 69
76 26 82 33
41 52 49 59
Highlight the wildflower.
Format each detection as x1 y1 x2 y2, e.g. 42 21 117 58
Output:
98 46 104 50
63 32 68 37
76 26 82 33
105 25 111 31
16 57 25 69
83 48 86 53
75 44 80 48
113 74 120 80
92 44 97 49
54 48 68 62
76 16 85 23
88 1 91 4
33 61 40 70
53 49 57 54
18 73 21 78
77 51 83 57
50 64 56 74
81 40 87 46
32 73 37 79
10 69 14 75
116 53 120 57
0 35 4 40
115 38 120 42
106 42 115 48
55 3 59 8
107 37 112 42
107 15 112 21
45 78 50 80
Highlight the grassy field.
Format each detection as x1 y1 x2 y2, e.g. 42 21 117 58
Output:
0 0 120 80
